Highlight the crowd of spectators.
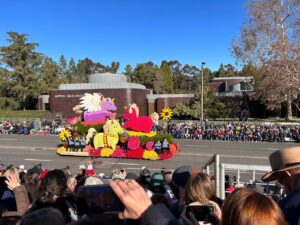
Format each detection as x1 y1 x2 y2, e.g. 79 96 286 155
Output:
0 116 64 135
167 122 300 143
2 117 300 144
1 145 298 225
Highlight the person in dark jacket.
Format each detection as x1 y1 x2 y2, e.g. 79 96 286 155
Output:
262 147 300 225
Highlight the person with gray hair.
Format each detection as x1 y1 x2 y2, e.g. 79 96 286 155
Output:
262 147 300 225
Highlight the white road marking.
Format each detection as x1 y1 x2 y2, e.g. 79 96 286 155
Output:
180 152 212 157
0 146 56 150
0 146 31 149
0 139 17 141
180 152 268 160
185 145 208 147
261 148 279 151
24 159 52 162
114 162 143 166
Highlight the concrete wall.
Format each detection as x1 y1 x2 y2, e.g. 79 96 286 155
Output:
156 97 192 114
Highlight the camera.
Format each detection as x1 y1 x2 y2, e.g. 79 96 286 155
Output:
185 205 215 222
77 184 124 216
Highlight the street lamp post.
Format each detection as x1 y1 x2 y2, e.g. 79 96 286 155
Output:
201 62 205 123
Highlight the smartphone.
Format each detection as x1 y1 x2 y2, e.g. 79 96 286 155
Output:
186 205 215 222
0 177 7 187
77 185 124 216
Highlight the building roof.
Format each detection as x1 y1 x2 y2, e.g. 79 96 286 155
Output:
147 94 194 99
211 76 253 81
58 73 146 90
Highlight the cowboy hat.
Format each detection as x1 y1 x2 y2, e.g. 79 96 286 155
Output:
262 147 300 182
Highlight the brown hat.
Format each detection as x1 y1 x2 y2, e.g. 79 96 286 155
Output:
262 147 300 182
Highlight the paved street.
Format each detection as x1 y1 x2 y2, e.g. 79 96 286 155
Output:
0 134 298 180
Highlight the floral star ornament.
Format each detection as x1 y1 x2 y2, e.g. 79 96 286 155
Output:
59 129 72 142
160 107 173 121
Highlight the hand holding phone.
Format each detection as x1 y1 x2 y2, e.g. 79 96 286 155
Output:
109 179 152 220
5 175 21 190
77 184 124 216
185 205 215 222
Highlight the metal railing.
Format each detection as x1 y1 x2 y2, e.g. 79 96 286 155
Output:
202 154 271 199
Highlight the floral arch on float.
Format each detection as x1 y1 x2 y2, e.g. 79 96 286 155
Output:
56 93 179 160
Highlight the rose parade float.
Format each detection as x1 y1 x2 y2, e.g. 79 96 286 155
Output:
56 93 179 160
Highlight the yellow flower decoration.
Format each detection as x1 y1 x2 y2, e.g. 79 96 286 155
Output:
127 131 157 137
101 148 114 157
56 146 66 154
59 129 71 142
160 107 173 121
143 150 159 160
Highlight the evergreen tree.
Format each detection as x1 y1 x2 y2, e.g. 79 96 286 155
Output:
124 64 133 82
0 68 17 109
39 57 61 93
182 64 199 92
67 58 76 82
107 61 120 73
216 64 225 77
76 58 95 82
58 55 67 77
168 60 182 92
160 61 174 93
0 32 42 109
132 62 159 91
224 64 238 76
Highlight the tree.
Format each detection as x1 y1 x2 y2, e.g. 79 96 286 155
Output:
0 32 42 109
216 64 226 77
160 61 174 93
0 67 18 109
107 61 120 73
124 64 133 82
180 64 199 92
168 60 182 92
224 64 238 76
39 57 62 93
132 62 159 92
66 58 76 82
232 0 300 119
173 85 228 119
173 103 193 119
76 58 100 82
58 55 67 78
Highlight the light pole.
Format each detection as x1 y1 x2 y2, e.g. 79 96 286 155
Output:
201 62 205 123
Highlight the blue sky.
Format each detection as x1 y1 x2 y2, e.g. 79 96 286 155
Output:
0 0 247 71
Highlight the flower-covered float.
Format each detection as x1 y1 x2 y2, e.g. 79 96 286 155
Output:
56 93 179 160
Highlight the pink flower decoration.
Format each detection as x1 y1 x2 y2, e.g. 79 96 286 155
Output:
127 147 144 159
111 146 126 158
127 137 140 150
89 148 101 156
83 145 94 152
145 141 154 150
